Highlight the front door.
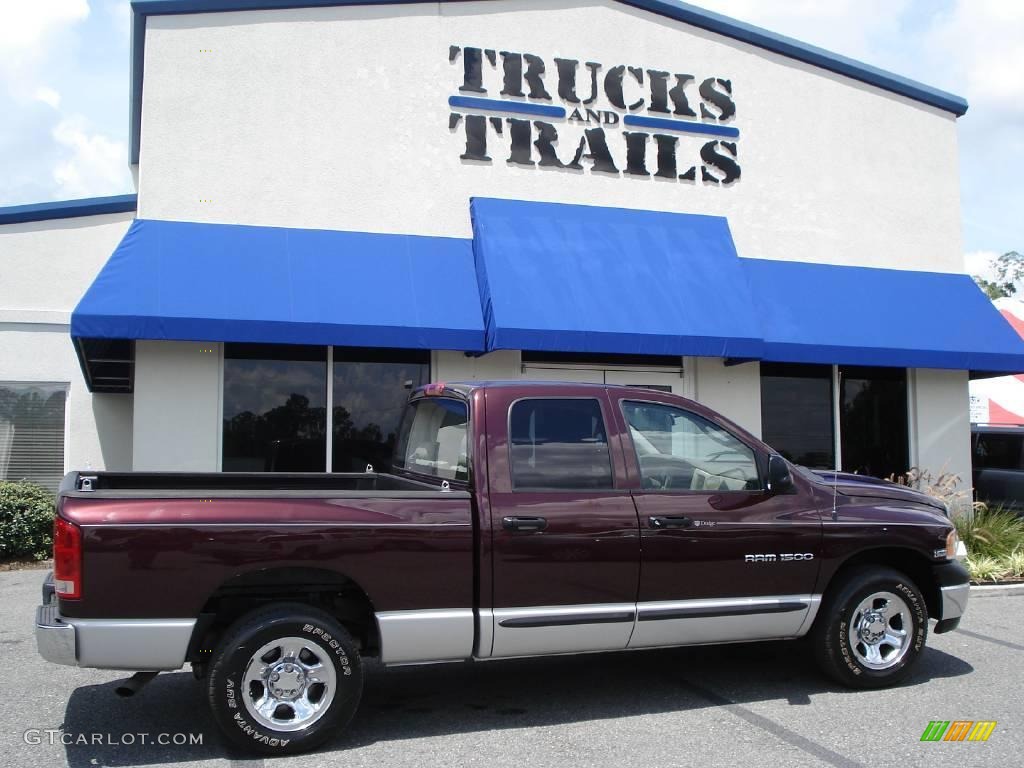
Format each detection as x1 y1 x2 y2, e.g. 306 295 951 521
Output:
483 386 641 658
609 393 822 649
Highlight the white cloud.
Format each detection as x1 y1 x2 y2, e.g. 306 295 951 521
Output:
33 86 61 110
50 116 130 199
965 250 1001 280
0 1 90 50
924 0 1024 116
690 0 911 64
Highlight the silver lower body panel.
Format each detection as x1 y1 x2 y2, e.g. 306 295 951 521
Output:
376 608 475 665
940 582 970 620
35 604 195 670
628 595 820 649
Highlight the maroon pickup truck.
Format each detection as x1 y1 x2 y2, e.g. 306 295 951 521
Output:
36 381 970 754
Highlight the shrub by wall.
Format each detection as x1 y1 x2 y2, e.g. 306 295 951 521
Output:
0 481 55 561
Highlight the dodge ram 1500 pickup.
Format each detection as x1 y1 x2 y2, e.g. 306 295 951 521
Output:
35 381 970 754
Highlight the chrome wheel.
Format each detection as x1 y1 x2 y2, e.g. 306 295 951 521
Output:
848 591 912 670
241 637 337 732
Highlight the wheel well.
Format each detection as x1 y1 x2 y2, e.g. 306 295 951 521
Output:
824 548 941 619
187 567 379 669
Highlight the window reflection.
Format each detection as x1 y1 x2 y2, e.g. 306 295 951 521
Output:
332 351 428 473
840 366 908 480
509 398 613 490
222 345 327 472
760 363 835 468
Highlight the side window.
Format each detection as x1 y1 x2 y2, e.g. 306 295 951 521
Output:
622 401 760 492
973 433 1024 471
509 398 613 491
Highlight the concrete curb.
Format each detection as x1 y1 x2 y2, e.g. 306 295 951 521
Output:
969 583 1024 598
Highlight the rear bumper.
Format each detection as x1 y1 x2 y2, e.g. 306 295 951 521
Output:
35 574 196 671
35 603 77 666
932 560 970 634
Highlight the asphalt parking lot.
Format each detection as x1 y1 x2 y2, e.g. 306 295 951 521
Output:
3 568 1021 768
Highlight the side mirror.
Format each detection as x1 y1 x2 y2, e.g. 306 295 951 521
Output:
766 454 796 495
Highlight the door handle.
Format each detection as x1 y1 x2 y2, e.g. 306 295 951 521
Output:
649 515 694 529
502 516 548 532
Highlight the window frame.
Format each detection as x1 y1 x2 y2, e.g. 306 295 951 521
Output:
391 394 472 488
619 397 764 494
506 395 618 493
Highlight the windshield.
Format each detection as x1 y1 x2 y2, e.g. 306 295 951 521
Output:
393 397 469 482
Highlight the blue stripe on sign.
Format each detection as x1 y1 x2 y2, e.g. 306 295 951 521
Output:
622 115 740 138
448 96 566 119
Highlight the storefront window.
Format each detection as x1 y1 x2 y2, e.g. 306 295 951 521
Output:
222 344 327 472
839 366 908 480
332 349 428 472
0 382 67 491
760 363 835 469
760 364 909 478
222 344 428 473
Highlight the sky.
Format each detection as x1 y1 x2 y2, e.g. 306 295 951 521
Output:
0 0 1020 277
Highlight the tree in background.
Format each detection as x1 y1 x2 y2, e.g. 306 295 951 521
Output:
974 251 1024 300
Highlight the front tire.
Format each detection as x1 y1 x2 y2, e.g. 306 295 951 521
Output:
812 566 928 689
207 603 363 755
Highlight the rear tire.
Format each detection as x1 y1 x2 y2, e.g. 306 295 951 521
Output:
812 566 927 689
207 603 363 755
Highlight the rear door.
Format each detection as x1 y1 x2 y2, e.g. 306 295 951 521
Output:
483 386 642 658
611 393 822 649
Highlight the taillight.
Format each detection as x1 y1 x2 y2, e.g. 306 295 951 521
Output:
53 516 82 599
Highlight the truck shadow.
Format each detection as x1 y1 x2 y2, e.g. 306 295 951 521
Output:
61 641 972 765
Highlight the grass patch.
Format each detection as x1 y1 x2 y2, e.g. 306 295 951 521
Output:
954 506 1024 560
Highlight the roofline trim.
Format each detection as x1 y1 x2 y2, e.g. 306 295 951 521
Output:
127 0 968 164
0 194 138 226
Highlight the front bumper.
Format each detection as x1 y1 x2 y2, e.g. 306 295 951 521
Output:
34 572 196 671
932 560 970 634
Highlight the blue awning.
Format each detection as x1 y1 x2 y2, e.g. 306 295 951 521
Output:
742 258 1024 376
471 198 764 358
72 219 486 352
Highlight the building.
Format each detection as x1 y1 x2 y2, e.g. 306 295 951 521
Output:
970 298 1024 426
4 0 1024 505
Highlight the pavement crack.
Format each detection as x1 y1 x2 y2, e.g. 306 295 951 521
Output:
679 678 864 768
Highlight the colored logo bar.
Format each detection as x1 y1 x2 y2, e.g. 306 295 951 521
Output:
920 721 997 742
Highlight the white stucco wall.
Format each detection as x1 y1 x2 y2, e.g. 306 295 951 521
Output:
692 357 762 437
433 350 523 381
909 368 972 508
138 0 962 272
0 213 135 475
132 341 223 471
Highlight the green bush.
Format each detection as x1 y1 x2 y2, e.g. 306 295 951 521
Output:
965 554 1005 583
954 505 1024 560
0 481 55 561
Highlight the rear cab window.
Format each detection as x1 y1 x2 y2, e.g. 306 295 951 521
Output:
393 397 469 482
509 398 614 490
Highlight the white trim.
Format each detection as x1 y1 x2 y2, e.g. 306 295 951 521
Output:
0 309 71 325
906 368 920 470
